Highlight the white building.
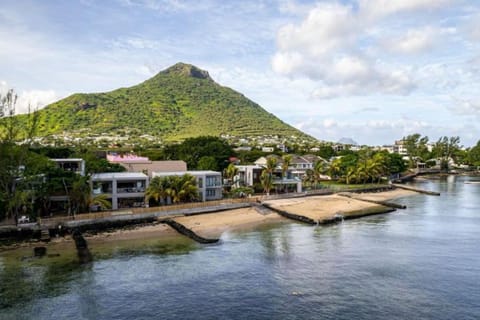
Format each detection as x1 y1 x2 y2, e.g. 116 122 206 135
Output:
152 171 222 202
235 165 265 187
393 140 408 155
235 162 302 193
91 172 149 210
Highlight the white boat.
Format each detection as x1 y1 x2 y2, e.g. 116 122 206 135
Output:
464 181 480 184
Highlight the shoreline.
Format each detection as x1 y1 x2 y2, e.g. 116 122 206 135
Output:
0 188 416 253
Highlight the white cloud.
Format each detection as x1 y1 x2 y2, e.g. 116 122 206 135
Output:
0 81 58 114
359 0 453 20
449 97 480 117
384 27 437 54
271 0 455 99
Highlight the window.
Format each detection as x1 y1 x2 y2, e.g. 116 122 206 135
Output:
206 176 220 187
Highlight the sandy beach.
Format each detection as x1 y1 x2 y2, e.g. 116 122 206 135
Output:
0 189 417 253
83 189 415 241
262 188 415 222
86 188 416 242
174 207 286 239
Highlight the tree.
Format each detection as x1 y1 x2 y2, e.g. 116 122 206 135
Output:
403 134 430 167
163 136 234 170
147 174 199 205
197 156 218 171
260 170 273 195
467 140 480 167
316 145 335 160
69 176 92 214
224 163 239 186
265 156 278 175
0 90 41 221
328 158 342 180
384 152 407 175
146 176 169 205
166 174 199 204
432 136 461 172
88 194 111 212
312 160 327 189
281 154 292 179
366 153 388 183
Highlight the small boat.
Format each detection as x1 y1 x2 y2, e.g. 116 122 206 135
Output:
464 180 480 184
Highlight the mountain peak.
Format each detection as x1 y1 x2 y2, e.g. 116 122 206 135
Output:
161 62 212 80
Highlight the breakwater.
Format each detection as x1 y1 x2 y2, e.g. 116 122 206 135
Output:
161 219 219 244
337 193 407 209
393 184 441 195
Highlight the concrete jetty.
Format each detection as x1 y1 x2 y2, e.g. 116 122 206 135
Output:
393 184 441 196
338 193 407 209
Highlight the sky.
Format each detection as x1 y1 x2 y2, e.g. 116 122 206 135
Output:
1 0 479 147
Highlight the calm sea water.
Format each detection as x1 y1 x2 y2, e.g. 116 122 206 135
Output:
1 175 479 320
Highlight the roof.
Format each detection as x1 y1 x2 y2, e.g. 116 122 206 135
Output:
107 154 149 163
51 158 84 162
120 160 187 176
152 170 221 177
91 172 148 180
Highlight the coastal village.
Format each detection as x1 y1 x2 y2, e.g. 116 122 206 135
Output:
0 131 475 254
2 2 480 318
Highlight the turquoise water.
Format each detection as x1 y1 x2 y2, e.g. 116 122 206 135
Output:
1 176 480 319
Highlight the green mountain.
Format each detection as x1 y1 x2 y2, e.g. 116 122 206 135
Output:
30 63 313 142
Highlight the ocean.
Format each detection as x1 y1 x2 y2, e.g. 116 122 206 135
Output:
1 175 479 319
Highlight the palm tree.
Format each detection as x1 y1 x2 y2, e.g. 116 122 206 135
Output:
312 160 327 189
165 174 199 204
345 167 357 185
70 176 112 213
146 176 169 205
303 169 314 188
265 156 278 175
177 174 199 203
225 163 239 186
328 158 342 180
260 169 273 196
281 154 292 179
70 176 91 214
368 153 387 183
88 194 111 211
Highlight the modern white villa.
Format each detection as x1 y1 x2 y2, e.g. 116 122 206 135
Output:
152 170 223 202
91 172 149 210
235 162 302 193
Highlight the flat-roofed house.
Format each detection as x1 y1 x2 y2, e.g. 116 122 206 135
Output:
91 172 149 210
152 171 222 202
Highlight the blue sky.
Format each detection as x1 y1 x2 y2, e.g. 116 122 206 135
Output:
1 0 479 146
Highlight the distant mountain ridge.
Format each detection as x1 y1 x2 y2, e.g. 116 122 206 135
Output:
23 63 314 142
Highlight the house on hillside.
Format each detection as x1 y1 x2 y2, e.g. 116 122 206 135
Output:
91 172 148 210
152 171 223 202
